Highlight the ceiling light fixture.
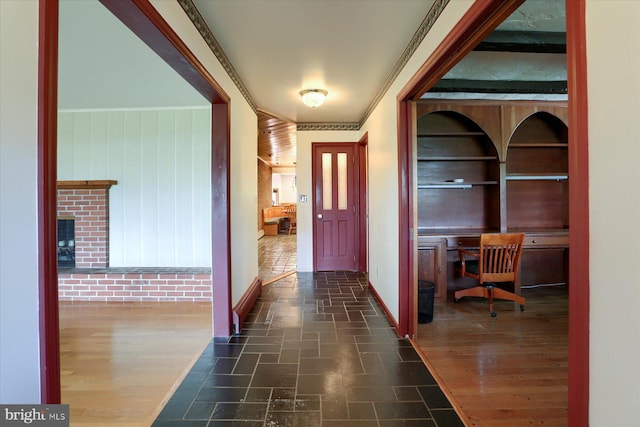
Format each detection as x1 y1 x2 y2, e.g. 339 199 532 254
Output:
299 89 328 108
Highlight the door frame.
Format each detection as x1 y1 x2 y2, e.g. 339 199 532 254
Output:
311 141 366 272
39 0 232 402
396 1 589 426
357 133 368 273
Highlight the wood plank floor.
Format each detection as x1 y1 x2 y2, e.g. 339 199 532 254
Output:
60 301 212 427
414 285 569 427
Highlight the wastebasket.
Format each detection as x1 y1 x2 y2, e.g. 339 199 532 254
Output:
418 280 435 323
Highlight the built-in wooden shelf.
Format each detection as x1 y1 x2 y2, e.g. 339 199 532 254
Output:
57 180 118 190
417 156 497 161
506 174 568 181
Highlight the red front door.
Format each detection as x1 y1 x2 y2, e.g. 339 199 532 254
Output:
313 143 358 271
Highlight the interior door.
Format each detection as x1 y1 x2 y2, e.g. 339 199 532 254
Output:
313 143 357 271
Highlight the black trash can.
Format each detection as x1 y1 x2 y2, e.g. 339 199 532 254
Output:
418 280 435 323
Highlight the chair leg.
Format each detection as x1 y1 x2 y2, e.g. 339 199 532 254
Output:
487 286 496 317
455 284 525 317
454 286 489 301
492 287 525 311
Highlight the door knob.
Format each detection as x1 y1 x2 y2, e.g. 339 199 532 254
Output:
317 213 323 219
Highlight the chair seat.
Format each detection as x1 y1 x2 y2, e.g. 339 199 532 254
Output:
463 259 478 275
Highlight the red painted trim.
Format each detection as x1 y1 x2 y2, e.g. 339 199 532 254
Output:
39 0 61 404
367 281 400 333
358 133 368 273
40 0 235 399
99 0 229 104
396 100 414 338
97 0 232 336
211 103 233 336
397 0 525 340
566 1 589 425
397 0 589 424
399 0 525 101
232 277 262 334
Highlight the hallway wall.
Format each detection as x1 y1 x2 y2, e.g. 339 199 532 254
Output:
0 0 41 403
586 1 640 425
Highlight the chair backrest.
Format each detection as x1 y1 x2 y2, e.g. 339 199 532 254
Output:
477 233 525 284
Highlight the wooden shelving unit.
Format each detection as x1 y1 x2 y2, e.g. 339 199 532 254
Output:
415 100 569 293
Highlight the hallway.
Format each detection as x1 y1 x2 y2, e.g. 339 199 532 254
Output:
152 271 463 426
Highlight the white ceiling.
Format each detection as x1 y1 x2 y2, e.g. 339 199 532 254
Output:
58 0 207 110
58 0 566 123
190 0 431 123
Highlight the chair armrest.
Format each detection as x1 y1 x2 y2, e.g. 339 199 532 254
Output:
457 249 479 276
457 249 479 260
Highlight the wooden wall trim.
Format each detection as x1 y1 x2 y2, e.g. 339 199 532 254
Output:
57 180 118 190
399 0 525 101
232 277 262 334
566 1 590 425
397 0 590 425
98 0 233 337
99 0 229 104
40 0 235 399
39 0 61 404
367 281 400 334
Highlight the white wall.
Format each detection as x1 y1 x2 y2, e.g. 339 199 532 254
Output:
0 0 41 403
295 131 360 271
586 2 640 426
273 173 297 204
58 108 212 267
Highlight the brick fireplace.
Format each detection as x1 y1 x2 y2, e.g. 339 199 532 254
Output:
56 180 114 268
56 180 212 302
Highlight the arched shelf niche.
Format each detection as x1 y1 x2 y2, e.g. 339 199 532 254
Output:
506 112 569 230
416 110 500 232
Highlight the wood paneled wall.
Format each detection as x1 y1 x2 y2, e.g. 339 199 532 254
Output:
58 108 212 267
257 158 273 231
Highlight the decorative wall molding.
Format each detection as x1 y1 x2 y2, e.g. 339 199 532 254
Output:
296 122 360 132
360 0 450 126
178 0 258 113
179 0 449 129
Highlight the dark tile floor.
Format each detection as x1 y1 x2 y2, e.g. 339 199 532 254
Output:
152 270 464 427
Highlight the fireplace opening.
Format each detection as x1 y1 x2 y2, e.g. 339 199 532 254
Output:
57 218 75 268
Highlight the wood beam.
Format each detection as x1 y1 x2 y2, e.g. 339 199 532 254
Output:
476 30 566 53
430 79 567 94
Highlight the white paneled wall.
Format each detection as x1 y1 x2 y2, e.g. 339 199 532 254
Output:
58 108 212 267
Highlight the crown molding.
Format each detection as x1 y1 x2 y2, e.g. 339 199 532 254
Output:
296 122 360 131
359 0 450 127
178 0 258 113
179 0 448 128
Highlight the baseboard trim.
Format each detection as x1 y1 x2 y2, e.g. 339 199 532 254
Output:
232 276 262 334
367 280 400 335
257 229 265 240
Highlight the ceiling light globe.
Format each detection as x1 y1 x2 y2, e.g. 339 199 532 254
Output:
300 89 328 108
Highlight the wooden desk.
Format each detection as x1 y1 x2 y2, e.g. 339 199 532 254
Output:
418 230 569 297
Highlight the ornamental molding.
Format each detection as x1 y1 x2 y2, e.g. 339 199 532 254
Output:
359 0 450 126
179 0 450 126
296 123 360 132
178 0 258 113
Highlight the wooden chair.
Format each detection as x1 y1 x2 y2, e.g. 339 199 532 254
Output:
286 205 297 235
454 233 525 317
